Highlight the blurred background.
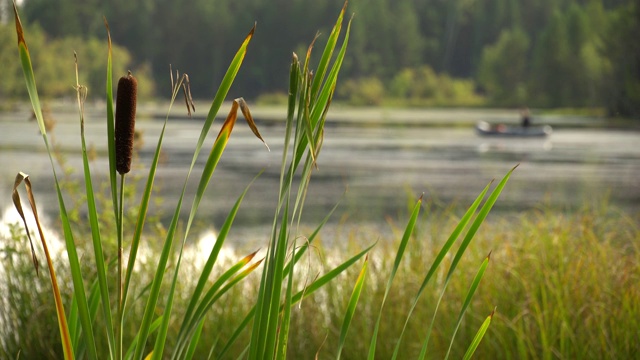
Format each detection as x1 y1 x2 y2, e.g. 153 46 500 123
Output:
0 0 638 116
0 0 638 229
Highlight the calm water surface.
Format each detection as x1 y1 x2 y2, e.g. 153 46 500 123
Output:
1 105 639 240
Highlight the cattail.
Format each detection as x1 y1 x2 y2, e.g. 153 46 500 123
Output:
115 71 137 175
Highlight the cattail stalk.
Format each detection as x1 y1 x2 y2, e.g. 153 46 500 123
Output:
115 71 136 360
115 71 137 174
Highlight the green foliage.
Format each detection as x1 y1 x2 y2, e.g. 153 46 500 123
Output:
4 201 640 358
339 77 385 106
0 21 153 100
8 0 638 111
388 66 484 107
478 28 530 106
601 2 640 117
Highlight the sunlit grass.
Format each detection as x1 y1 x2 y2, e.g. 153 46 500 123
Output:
4 1 520 359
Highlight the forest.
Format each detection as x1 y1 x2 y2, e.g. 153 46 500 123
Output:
1 0 638 117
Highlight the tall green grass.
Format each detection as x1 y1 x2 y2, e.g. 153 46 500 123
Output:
5 1 515 359
3 198 639 358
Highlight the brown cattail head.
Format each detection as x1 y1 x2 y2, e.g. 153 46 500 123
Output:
115 71 137 174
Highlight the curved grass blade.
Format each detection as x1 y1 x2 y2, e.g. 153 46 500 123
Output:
125 316 163 360
445 252 491 359
391 181 492 359
309 0 347 102
176 260 263 359
290 242 375 305
190 257 263 341
253 205 290 360
367 195 423 360
275 237 296 360
337 255 368 360
171 174 260 359
133 25 255 354
75 280 101 359
172 251 260 358
12 4 97 359
463 308 496 360
152 99 266 360
218 199 340 359
104 17 119 244
184 319 206 360
218 308 256 359
290 15 352 174
74 53 115 360
418 165 517 359
193 25 256 170
12 173 74 359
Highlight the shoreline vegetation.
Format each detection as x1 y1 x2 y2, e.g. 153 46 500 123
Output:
1 100 636 129
2 198 639 358
2 1 639 359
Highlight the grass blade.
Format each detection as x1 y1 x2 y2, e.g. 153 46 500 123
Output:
12 4 97 359
134 26 255 358
152 99 265 360
445 253 491 359
192 25 256 171
309 0 346 102
391 181 492 359
74 53 116 360
419 165 516 359
367 195 423 360
337 255 368 360
184 319 206 360
275 237 296 360
290 242 375 305
104 18 119 249
172 174 260 359
125 316 163 360
462 308 496 360
173 251 260 358
219 200 339 359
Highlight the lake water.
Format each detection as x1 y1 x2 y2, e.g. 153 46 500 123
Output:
1 104 639 243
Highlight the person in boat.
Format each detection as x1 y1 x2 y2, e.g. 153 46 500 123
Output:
520 107 531 128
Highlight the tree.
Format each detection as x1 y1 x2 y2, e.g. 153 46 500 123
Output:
477 28 530 106
601 2 640 117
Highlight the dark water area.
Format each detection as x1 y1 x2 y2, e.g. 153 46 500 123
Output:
1 104 639 237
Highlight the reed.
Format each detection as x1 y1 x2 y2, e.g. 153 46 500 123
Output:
6 1 513 359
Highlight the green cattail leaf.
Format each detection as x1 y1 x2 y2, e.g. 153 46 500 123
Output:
445 253 492 359
310 0 346 102
74 55 116 360
183 254 262 353
172 174 260 359
13 4 97 359
368 195 422 360
419 166 516 359
276 237 296 360
104 17 119 233
290 242 375 305
161 99 256 360
142 29 257 357
126 316 164 360
337 256 369 359
391 181 492 359
463 308 496 360
184 319 206 360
